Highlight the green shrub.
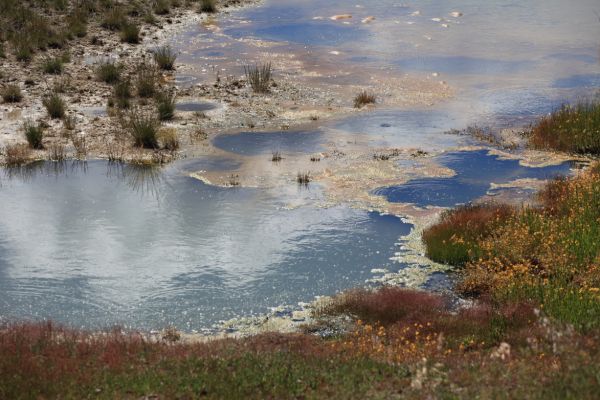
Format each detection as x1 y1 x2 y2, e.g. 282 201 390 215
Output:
96 61 120 84
42 92 66 119
152 45 176 70
42 57 63 74
120 23 140 44
2 84 22 103
126 109 160 148
23 120 44 149
155 91 176 120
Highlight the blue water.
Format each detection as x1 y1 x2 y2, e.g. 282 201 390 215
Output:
0 161 411 331
373 150 572 207
213 130 325 156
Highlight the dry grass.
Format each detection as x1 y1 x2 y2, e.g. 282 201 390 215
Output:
3 143 32 166
244 62 272 93
353 90 376 108
1 84 22 102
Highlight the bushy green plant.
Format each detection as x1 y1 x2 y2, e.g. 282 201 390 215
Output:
120 23 140 44
126 109 160 148
42 57 63 74
96 61 120 84
42 92 66 119
23 120 44 149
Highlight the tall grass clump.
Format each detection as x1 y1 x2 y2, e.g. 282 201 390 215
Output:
96 61 121 84
153 0 171 15
120 23 140 44
101 7 127 30
529 101 600 154
125 109 161 148
42 57 63 74
42 92 66 119
23 120 44 149
152 45 176 70
1 84 22 102
353 90 376 108
136 63 158 97
200 0 217 13
422 203 514 266
244 62 272 93
155 91 176 120
113 80 132 108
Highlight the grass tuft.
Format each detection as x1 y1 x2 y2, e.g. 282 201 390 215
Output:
152 45 177 70
125 108 161 148
297 171 310 185
155 91 176 120
200 0 217 13
23 120 44 149
4 143 32 166
42 92 66 119
120 23 140 44
42 57 63 74
136 63 158 98
96 61 121 84
353 90 376 108
2 84 22 103
244 62 272 93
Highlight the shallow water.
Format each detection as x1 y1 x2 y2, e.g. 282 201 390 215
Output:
0 161 411 331
213 130 325 155
373 150 573 207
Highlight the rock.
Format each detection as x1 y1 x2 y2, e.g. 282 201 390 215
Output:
450 11 463 18
361 16 375 24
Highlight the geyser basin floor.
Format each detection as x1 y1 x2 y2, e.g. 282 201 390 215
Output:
0 161 411 332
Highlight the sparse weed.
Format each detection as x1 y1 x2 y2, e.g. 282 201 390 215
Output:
244 62 272 93
354 90 376 108
152 45 177 70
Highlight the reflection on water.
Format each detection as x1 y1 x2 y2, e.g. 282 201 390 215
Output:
373 150 573 207
0 160 411 331
213 130 325 155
